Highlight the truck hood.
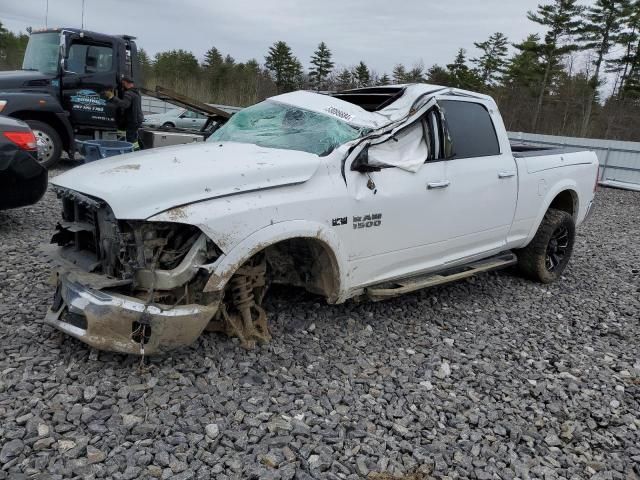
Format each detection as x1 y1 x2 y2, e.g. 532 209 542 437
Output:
51 142 322 219
0 70 55 91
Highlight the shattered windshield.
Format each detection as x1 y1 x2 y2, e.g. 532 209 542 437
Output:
22 32 60 75
208 100 368 156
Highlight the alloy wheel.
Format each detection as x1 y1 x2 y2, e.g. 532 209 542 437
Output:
545 225 569 272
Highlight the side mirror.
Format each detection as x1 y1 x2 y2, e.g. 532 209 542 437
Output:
350 147 381 173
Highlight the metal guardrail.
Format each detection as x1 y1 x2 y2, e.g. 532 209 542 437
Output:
509 132 640 191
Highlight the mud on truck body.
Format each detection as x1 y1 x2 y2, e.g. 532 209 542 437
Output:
44 84 599 355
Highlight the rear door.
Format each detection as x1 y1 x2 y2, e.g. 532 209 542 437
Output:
61 40 118 129
437 98 517 262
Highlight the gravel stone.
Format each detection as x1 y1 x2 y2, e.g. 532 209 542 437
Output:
435 361 451 379
0 170 639 478
86 445 106 464
83 385 98 402
0 439 24 463
205 423 219 439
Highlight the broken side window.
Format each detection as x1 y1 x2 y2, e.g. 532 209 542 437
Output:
367 119 430 173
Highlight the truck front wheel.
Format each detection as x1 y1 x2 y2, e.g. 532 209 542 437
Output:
516 208 576 284
25 120 62 168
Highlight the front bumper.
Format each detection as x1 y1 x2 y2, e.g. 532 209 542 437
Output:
44 273 219 355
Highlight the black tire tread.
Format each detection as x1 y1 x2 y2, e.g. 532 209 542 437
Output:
517 208 575 284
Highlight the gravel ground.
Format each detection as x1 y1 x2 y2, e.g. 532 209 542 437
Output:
1 166 639 480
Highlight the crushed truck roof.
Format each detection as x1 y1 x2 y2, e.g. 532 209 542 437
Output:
271 84 493 131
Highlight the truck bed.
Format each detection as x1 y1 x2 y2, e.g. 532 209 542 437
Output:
510 142 586 158
511 142 596 175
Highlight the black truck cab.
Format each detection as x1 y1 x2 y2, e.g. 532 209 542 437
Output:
0 28 140 167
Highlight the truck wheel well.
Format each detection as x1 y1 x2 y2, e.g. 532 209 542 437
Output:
549 190 577 219
11 111 71 151
261 238 340 302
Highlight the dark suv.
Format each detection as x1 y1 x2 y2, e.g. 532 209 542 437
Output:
0 116 48 210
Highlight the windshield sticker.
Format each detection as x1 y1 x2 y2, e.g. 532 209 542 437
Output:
324 106 354 122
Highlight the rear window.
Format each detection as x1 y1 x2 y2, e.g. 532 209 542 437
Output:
440 100 500 159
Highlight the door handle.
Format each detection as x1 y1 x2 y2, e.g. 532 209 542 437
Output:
427 180 450 189
498 171 516 179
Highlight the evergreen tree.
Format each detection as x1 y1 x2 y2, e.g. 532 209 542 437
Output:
426 65 453 85
503 35 545 94
392 64 407 83
405 63 425 83
309 42 334 90
609 0 640 97
353 61 371 87
578 0 629 135
202 47 224 70
265 41 299 93
0 22 28 70
153 49 200 90
336 68 353 90
446 49 483 90
285 57 304 91
472 32 509 87
137 48 154 86
378 73 391 85
527 0 584 131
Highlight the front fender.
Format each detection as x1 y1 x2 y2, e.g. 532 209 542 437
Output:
201 220 349 302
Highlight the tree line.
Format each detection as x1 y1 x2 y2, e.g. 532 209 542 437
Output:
1 0 640 141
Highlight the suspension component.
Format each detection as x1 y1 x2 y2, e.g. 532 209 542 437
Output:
207 258 271 349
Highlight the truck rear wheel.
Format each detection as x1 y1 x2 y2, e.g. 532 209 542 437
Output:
517 208 575 284
25 120 62 168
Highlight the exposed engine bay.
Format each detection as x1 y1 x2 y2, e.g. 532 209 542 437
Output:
46 187 274 353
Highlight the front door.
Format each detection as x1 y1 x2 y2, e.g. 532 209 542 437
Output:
61 40 118 130
344 111 453 287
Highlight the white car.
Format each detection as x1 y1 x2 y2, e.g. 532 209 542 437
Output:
143 107 208 130
45 84 599 354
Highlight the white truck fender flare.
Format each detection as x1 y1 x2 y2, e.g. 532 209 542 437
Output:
524 179 579 246
202 220 349 301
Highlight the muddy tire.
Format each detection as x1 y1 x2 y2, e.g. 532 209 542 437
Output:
516 208 575 284
25 120 62 168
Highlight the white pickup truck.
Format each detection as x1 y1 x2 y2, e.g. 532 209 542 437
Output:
45 84 599 354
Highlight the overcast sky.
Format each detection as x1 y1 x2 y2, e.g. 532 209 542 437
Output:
3 0 554 73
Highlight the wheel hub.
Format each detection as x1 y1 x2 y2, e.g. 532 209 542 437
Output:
33 130 54 163
545 226 569 272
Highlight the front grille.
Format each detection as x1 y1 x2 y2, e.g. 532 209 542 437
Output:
51 187 215 287
52 187 132 279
